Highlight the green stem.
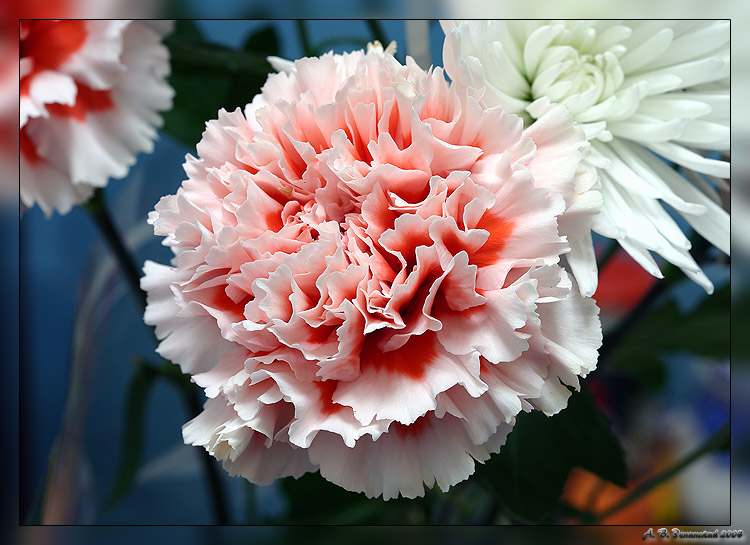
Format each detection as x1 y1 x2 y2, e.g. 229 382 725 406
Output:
165 35 269 74
186 385 230 525
592 421 730 523
296 20 314 57
83 188 146 310
366 20 389 47
244 481 258 524
83 188 230 524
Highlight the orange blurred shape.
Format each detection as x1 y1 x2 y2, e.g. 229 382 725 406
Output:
563 466 680 525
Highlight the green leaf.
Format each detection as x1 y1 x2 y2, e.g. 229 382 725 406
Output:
169 19 202 40
223 25 280 112
243 24 280 57
167 36 271 75
104 362 158 506
161 72 232 148
161 24 278 147
475 387 627 523
273 472 375 524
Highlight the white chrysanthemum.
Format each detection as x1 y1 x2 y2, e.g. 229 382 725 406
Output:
442 20 729 293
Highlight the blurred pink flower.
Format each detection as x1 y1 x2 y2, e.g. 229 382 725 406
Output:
19 20 173 216
142 44 602 499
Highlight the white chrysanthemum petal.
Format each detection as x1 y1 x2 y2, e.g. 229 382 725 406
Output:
628 144 730 256
674 119 730 150
642 21 729 71
677 91 728 120
442 23 530 115
618 28 673 74
605 82 649 122
523 24 565 78
596 169 715 294
591 24 632 52
608 115 690 143
598 139 705 216
623 55 728 94
636 95 712 121
490 40 530 97
647 141 729 178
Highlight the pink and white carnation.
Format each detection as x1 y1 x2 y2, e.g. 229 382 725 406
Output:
20 20 173 216
142 43 602 499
